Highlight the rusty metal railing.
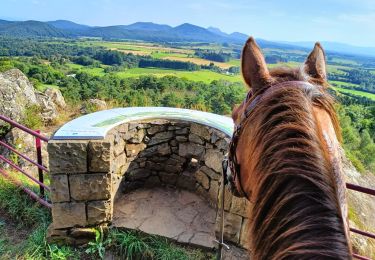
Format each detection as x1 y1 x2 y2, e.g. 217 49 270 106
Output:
0 114 50 208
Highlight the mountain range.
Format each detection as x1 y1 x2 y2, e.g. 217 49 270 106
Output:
1 19 375 57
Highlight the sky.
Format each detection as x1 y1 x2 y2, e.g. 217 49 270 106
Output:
1 0 375 47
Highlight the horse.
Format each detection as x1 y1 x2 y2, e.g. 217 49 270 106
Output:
226 37 352 259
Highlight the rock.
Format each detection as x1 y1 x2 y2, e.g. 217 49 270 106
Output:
0 69 39 126
240 218 252 250
0 127 38 175
215 212 242 244
125 143 146 157
147 125 166 135
188 133 204 144
204 149 224 173
36 92 58 123
50 174 70 203
148 131 174 145
48 140 88 174
44 87 66 109
190 123 211 141
70 173 112 201
52 202 87 229
88 141 112 173
178 143 205 159
87 200 112 225
80 99 107 114
195 170 210 190
231 196 252 217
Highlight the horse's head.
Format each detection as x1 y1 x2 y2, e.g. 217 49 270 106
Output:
228 38 351 259
228 37 341 201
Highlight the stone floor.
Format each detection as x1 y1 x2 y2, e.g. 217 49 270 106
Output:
113 187 217 249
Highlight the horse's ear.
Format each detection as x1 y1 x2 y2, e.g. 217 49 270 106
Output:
241 37 271 92
304 42 327 83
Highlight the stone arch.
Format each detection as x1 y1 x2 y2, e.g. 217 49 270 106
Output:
47 108 251 250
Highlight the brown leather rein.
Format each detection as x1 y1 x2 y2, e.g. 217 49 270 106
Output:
224 80 316 199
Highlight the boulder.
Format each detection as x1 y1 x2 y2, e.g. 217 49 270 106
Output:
80 99 107 114
0 69 38 126
36 92 58 123
44 87 66 109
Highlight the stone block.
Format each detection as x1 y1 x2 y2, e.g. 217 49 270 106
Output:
126 143 146 157
190 123 211 141
176 171 196 191
204 149 224 173
112 152 127 175
200 165 220 181
188 133 204 144
218 183 232 211
215 212 242 244
215 138 230 151
195 170 209 190
178 143 205 159
231 196 252 217
50 174 70 203
48 140 88 174
144 175 162 188
210 130 227 144
88 141 112 173
46 224 73 245
148 131 174 145
70 173 111 201
240 218 252 250
159 172 178 185
175 128 189 135
87 200 112 225
208 180 219 206
52 202 86 228
139 143 170 157
176 135 188 142
127 129 145 144
113 137 125 157
127 168 151 181
147 125 166 135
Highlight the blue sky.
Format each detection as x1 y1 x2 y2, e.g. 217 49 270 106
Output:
1 0 374 47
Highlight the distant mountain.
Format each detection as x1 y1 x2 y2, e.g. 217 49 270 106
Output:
47 20 90 31
207 26 229 37
229 32 248 42
283 41 375 57
0 19 374 57
0 20 68 37
125 22 171 31
171 23 225 42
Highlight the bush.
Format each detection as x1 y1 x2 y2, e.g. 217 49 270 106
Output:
22 105 43 129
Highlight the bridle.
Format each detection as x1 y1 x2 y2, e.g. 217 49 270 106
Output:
223 80 317 199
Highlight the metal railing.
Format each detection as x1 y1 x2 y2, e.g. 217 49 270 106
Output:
0 114 50 208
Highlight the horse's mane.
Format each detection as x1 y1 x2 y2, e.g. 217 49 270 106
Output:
242 66 351 259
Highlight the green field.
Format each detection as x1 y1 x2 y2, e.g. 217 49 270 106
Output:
67 63 243 83
332 86 375 101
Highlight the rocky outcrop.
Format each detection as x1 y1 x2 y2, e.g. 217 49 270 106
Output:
80 99 107 114
0 69 38 126
0 69 66 125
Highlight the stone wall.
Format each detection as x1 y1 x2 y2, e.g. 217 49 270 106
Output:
47 119 252 249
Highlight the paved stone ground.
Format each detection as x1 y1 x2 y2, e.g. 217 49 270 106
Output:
113 187 217 249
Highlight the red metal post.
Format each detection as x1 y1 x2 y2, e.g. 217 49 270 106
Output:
35 130 44 198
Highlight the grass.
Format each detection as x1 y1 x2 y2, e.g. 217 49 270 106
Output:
0 175 214 259
67 63 243 83
332 86 375 101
